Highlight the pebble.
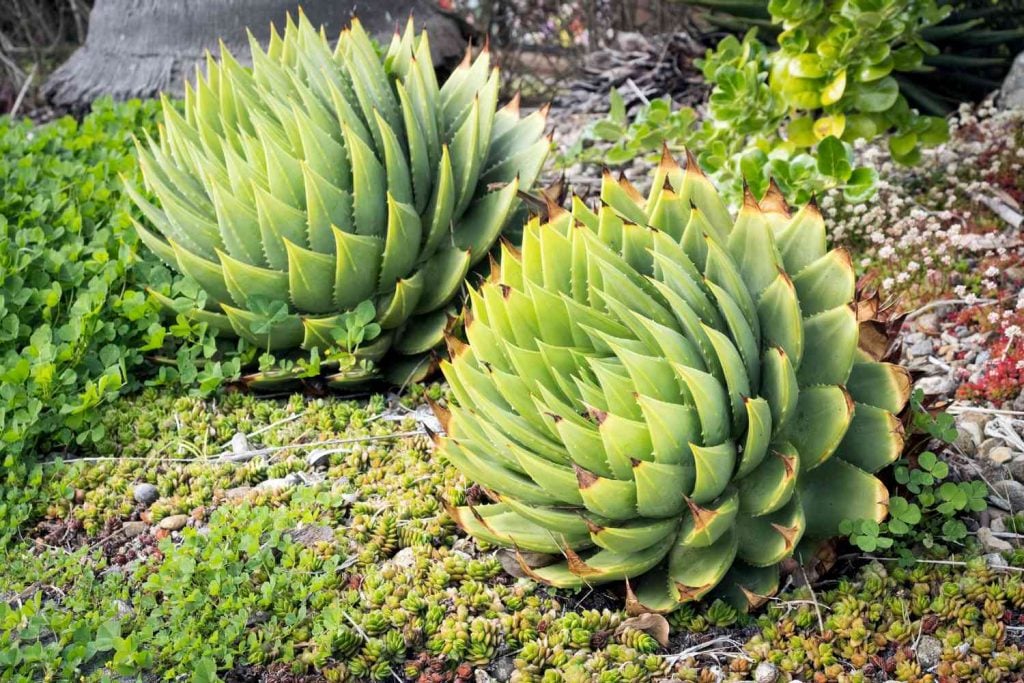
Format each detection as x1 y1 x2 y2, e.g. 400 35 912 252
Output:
988 446 1014 465
393 547 417 569
915 635 943 669
979 526 1013 553
954 412 990 454
754 661 779 683
223 486 253 500
120 521 149 538
231 432 250 454
907 339 935 357
132 483 159 506
497 549 559 578
114 599 134 619
306 448 331 469
902 331 926 347
986 552 1009 569
1013 389 1024 413
991 480 1024 511
916 376 955 396
158 514 188 531
1008 459 1024 483
489 657 516 682
915 313 941 335
287 524 335 548
979 437 1006 462
256 477 294 493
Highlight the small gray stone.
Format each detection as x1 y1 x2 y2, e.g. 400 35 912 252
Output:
256 477 294 493
989 446 1014 465
954 412 990 454
132 483 159 506
231 431 250 454
497 548 558 578
979 526 1013 553
393 547 417 569
489 656 515 682
754 661 779 683
114 599 134 619
121 521 149 538
992 480 1024 511
916 375 954 396
1001 51 1024 109
1013 389 1024 413
306 448 331 469
985 552 1009 569
287 524 334 548
907 339 934 358
474 670 496 683
979 437 1006 461
915 313 941 335
915 634 942 669
1008 459 1024 483
223 486 253 500
158 514 188 531
902 331 925 347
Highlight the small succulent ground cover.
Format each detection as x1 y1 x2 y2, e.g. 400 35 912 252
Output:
2 387 1024 683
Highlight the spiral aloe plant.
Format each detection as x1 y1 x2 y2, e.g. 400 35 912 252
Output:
127 12 548 386
437 151 911 612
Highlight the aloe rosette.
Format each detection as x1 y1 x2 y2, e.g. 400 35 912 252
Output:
127 13 548 385
438 152 911 612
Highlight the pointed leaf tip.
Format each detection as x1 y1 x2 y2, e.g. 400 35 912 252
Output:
574 464 599 489
426 397 451 433
684 148 703 176
759 179 791 216
770 523 800 551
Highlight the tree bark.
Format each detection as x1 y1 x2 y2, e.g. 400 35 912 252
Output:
43 0 465 111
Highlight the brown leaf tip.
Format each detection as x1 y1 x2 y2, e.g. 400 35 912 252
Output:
565 545 598 577
772 450 797 478
771 523 800 551
739 584 772 610
674 581 711 603
659 145 681 173
759 179 791 217
683 148 702 176
444 333 469 359
684 497 717 532
426 397 451 433
574 465 599 489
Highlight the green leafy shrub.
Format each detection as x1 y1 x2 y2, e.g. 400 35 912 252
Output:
0 98 163 461
684 0 1024 115
131 13 548 389
563 0 951 205
766 0 951 164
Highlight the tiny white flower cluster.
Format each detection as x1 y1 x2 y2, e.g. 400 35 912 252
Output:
824 101 1024 303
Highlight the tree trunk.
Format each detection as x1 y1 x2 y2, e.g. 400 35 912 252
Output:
43 0 465 111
